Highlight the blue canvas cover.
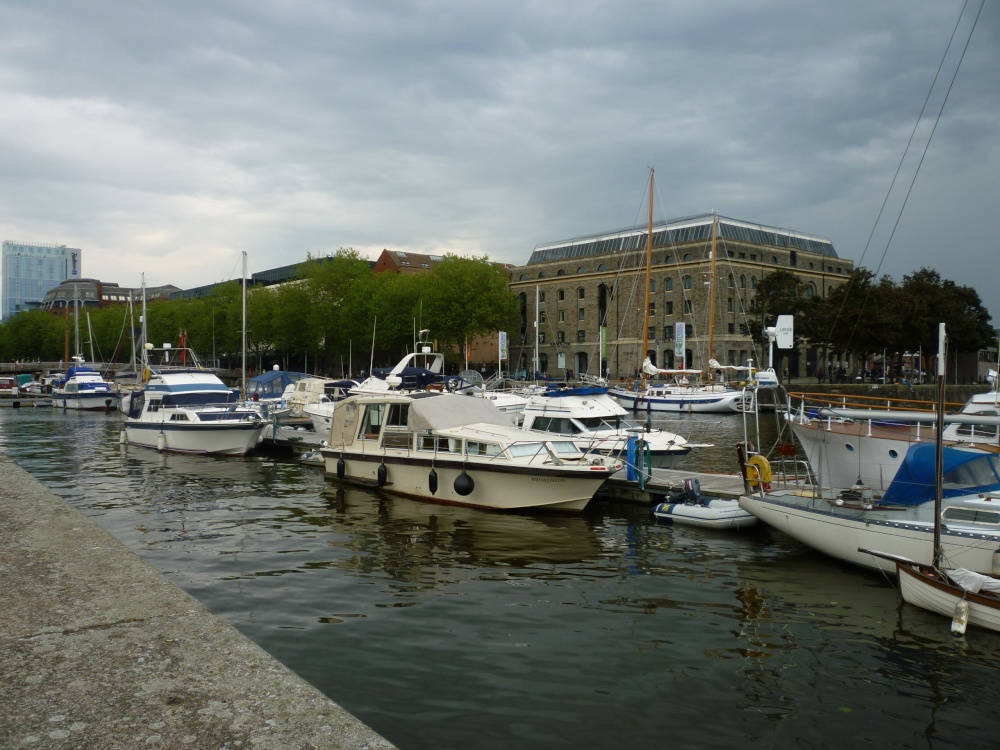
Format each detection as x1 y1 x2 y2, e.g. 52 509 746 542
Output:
247 371 310 399
880 443 1000 507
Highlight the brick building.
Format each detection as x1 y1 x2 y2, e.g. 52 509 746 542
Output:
508 213 853 380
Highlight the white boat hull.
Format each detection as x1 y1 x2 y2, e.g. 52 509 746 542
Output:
124 420 265 455
738 490 1000 574
612 389 746 414
898 564 1000 633
52 391 121 411
322 452 610 512
652 498 757 529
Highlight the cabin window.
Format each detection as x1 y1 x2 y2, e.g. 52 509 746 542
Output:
359 403 386 440
507 442 547 458
169 413 190 421
149 400 161 412
418 435 460 453
942 507 1000 527
466 441 503 457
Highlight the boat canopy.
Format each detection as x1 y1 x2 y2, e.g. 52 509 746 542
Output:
406 393 517 432
880 444 1000 507
248 370 311 399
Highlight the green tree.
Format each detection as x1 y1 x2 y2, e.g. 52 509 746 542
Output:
421 256 520 363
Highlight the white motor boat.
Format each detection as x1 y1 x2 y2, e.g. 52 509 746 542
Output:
51 357 121 412
320 390 621 512
122 346 265 455
521 384 694 468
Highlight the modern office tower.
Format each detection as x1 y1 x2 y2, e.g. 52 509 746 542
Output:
1 241 82 320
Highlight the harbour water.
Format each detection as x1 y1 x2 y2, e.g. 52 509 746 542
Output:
3 408 1000 749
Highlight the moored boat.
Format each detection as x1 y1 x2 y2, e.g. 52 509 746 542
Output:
521 384 694 468
123 346 265 455
320 389 621 512
51 357 121 411
651 478 756 530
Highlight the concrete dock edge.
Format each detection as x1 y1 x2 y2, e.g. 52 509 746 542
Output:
0 452 397 750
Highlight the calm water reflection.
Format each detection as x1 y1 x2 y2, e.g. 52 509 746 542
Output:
3 408 1000 749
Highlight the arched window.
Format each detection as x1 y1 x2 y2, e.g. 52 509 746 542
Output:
578 287 585 299
598 263 607 271
557 269 566 276
738 275 745 288
683 253 692 261
665 278 674 291
683 276 693 290
750 276 757 289
519 274 527 281
538 271 546 278
558 289 565 301
771 256 778 264
727 274 734 287
577 266 585 274
804 283 816 299
650 279 657 293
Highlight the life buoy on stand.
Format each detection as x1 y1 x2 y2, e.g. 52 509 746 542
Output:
746 454 772 492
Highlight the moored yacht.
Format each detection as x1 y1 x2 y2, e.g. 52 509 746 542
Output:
320 390 621 511
520 384 694 468
51 357 121 412
122 345 265 455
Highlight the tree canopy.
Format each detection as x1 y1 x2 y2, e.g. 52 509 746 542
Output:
0 250 521 375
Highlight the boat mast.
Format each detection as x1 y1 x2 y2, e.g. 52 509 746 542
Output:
641 168 654 386
73 284 80 359
241 251 248 399
932 322 947 568
706 210 718 382
534 284 540 380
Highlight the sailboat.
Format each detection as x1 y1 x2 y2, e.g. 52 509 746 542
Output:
609 171 750 414
863 324 1000 636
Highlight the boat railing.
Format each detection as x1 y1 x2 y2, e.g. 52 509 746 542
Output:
787 390 964 423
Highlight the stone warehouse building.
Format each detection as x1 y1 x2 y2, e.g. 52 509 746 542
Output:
507 214 853 380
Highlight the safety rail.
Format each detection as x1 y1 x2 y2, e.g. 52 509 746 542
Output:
786 390 964 417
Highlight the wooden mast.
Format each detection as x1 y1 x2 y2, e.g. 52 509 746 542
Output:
641 169 654 386
706 210 718 382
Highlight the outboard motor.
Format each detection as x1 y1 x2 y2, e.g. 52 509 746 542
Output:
668 477 702 505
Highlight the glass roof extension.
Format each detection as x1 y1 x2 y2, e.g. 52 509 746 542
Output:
527 213 837 265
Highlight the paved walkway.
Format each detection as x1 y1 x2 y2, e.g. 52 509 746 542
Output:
0 453 396 750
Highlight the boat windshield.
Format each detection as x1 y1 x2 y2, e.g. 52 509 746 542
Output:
578 416 621 430
548 441 585 457
507 442 547 458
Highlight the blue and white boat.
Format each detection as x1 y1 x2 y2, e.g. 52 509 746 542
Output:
51 357 121 412
122 346 265 455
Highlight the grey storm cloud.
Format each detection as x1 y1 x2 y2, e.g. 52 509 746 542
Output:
1 0 997 320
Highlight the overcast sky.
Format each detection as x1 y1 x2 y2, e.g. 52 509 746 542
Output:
1 1 997 324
